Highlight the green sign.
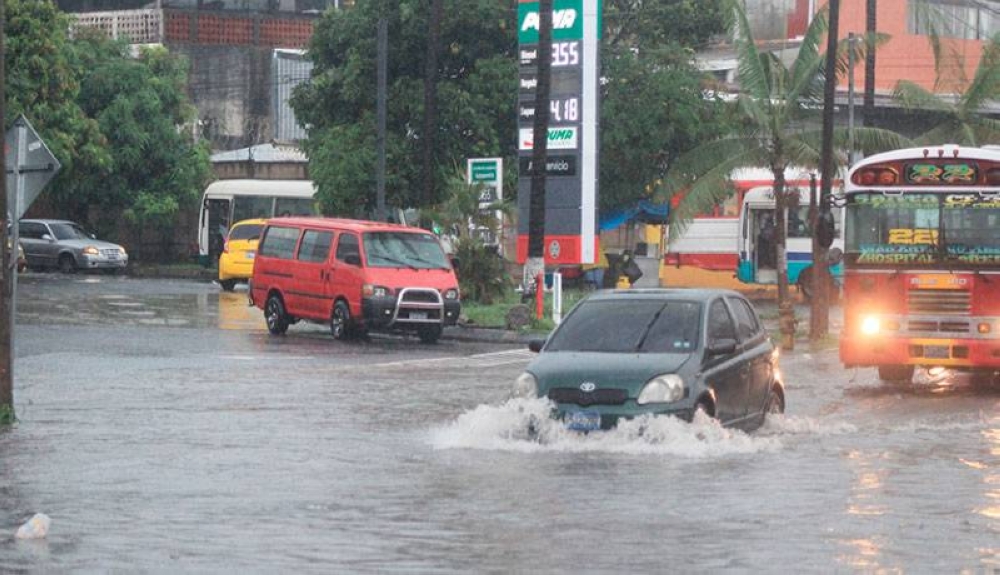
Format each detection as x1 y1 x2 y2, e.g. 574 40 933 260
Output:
518 0 592 43
470 161 498 182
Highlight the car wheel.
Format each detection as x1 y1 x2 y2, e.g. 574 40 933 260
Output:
58 254 77 274
878 364 914 383
692 398 714 421
330 300 352 340
219 279 237 292
417 324 443 344
264 294 289 335
764 387 785 421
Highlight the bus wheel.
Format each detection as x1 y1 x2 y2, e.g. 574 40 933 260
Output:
219 279 236 292
878 364 914 383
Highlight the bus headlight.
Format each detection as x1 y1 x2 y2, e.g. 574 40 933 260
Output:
861 315 881 336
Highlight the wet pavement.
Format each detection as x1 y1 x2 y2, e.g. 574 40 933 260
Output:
1 273 999 572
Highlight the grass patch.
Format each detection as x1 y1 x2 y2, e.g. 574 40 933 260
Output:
0 404 15 425
463 287 592 331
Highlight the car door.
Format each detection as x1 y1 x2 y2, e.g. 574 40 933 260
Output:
292 228 334 319
328 232 365 316
19 221 56 268
726 295 774 418
703 297 750 424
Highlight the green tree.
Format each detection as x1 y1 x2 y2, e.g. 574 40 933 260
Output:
656 1 908 348
292 0 517 216
893 35 1000 145
293 0 731 219
74 39 211 243
4 0 109 212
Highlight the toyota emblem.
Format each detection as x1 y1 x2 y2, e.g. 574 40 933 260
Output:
579 382 596 393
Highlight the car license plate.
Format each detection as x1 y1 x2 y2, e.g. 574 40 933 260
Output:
410 311 427 320
564 410 601 432
924 345 950 359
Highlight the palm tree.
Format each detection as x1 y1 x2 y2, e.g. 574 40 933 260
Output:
893 35 1000 145
657 0 908 349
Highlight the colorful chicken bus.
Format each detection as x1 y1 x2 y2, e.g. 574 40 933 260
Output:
840 144 1000 383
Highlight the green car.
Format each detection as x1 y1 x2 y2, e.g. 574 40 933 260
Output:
512 288 785 432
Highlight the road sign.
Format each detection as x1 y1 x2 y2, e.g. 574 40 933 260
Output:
5 115 61 220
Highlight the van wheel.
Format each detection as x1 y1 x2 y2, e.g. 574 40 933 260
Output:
330 300 352 340
219 279 236 291
58 253 77 274
264 294 289 335
418 324 442 344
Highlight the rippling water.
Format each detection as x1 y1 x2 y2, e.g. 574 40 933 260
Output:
2 277 1000 572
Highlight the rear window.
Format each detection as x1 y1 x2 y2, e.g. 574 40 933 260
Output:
228 224 263 241
545 299 702 353
257 226 299 259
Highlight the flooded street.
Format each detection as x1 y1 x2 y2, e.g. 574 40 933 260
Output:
2 274 1000 572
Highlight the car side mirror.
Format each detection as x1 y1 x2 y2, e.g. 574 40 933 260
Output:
450 256 460 270
344 254 361 266
706 338 737 356
42 234 53 242
528 338 545 353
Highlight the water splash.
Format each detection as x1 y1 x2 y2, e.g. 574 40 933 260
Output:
430 399 784 457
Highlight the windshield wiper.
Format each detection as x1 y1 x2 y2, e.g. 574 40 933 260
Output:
372 254 417 270
634 303 668 351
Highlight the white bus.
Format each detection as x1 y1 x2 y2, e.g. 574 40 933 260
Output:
736 185 844 297
198 179 319 264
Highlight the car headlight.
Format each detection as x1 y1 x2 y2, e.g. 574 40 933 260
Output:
82 246 99 256
362 284 392 298
637 374 685 405
511 372 538 398
118 247 127 256
443 288 459 300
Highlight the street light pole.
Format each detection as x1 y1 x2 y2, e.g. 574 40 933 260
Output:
848 32 856 166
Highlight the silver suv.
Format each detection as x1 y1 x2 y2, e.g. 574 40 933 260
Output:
19 219 128 273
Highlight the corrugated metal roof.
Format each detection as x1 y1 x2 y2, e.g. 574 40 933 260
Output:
210 143 308 163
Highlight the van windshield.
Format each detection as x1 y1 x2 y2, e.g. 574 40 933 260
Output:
363 232 451 269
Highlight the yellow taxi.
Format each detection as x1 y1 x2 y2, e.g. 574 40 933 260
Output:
218 218 266 291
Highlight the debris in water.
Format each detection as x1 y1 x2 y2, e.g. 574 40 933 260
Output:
15 513 51 540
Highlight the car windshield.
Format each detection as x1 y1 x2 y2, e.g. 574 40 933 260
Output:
545 299 702 353
362 231 450 269
229 224 263 241
48 222 91 241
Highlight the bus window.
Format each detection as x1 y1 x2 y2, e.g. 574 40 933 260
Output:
276 197 319 217
233 196 274 222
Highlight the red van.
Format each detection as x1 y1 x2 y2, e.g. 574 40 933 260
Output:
249 217 461 343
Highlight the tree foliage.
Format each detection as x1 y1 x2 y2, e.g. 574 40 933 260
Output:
893 34 1000 145
294 0 731 218
655 0 909 345
4 0 210 243
292 0 517 216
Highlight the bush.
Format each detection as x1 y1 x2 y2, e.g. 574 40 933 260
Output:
454 238 510 304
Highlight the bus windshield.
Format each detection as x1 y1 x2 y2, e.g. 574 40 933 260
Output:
362 232 451 269
845 192 1000 266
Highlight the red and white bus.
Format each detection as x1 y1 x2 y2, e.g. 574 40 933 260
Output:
840 144 1000 383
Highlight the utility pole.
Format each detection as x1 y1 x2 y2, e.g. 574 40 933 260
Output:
524 0 552 308
376 14 387 221
0 0 12 424
813 0 839 341
863 0 876 127
421 0 443 211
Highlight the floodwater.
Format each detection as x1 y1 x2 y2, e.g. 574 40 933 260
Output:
2 274 1000 572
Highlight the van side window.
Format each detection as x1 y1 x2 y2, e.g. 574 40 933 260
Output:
298 230 333 263
258 226 299 259
336 233 360 265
